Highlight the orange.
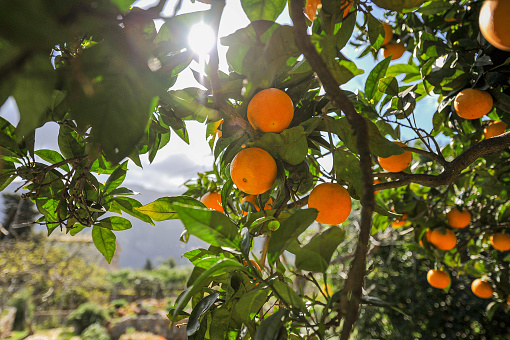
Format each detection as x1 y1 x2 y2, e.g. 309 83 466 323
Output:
447 208 471 229
340 0 354 18
430 229 457 251
241 195 273 215
201 191 224 213
381 22 393 46
484 120 507 139
490 233 510 251
382 43 406 60
230 147 277 195
377 141 412 172
308 182 352 225
479 0 510 52
471 278 494 299
453 89 493 120
507 295 510 306
374 179 380 194
305 0 321 21
243 259 262 271
247 88 294 133
215 119 223 138
392 213 407 229
427 269 451 289
444 17 456 23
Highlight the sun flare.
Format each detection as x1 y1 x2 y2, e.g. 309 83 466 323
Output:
188 22 216 55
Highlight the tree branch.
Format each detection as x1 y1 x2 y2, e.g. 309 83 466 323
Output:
374 132 510 191
290 2 374 339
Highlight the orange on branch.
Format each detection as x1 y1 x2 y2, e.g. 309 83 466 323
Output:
340 0 354 18
430 229 457 251
247 88 294 133
241 195 273 215
381 22 393 46
490 233 510 251
308 182 352 225
374 179 380 194
230 147 277 195
427 270 451 289
305 0 321 22
392 213 407 229
484 121 507 139
377 141 412 172
201 191 224 213
471 279 494 299
447 208 471 229
479 0 510 52
420 229 433 246
382 43 406 60
453 89 493 120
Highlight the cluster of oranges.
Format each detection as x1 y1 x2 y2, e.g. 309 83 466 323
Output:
380 22 406 61
415 207 510 303
202 87 352 226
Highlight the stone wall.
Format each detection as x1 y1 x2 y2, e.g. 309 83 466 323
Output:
108 312 186 340
0 307 17 339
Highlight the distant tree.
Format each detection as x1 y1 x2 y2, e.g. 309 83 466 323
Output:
159 257 176 269
143 258 153 271
0 193 38 241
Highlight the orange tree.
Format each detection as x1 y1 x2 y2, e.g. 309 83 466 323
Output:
1 0 510 338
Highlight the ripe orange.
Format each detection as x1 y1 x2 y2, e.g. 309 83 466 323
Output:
374 179 380 194
427 269 451 289
201 191 224 213
507 295 510 306
446 208 471 229
471 278 494 299
490 233 510 251
305 0 321 21
392 213 407 229
420 229 433 246
308 182 352 225
230 147 277 195
479 0 510 52
377 141 412 173
381 22 393 46
382 43 406 60
340 0 354 18
453 89 493 120
241 195 273 215
484 120 508 139
430 229 457 251
247 88 294 133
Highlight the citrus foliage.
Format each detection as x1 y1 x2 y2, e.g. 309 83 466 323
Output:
1 0 510 338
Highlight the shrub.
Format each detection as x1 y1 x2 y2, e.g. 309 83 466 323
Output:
66 302 109 334
81 323 111 340
9 289 34 331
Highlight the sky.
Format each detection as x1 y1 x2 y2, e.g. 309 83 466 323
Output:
0 0 440 196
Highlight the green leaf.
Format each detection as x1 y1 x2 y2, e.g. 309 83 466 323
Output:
254 308 287 340
13 53 56 139
97 216 132 231
173 204 240 249
336 12 356 51
267 209 318 264
365 56 392 101
92 226 116 263
35 149 69 172
57 125 84 159
334 149 362 196
234 289 270 324
278 126 309 165
173 259 245 319
103 161 127 194
111 197 154 226
187 292 220 336
367 14 385 50
295 227 345 272
272 280 308 314
378 77 399 97
241 0 286 22
135 196 205 221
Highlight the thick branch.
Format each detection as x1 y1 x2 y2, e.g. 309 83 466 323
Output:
290 2 374 339
374 132 510 191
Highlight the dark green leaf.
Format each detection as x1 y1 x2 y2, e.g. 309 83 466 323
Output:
187 292 220 336
103 161 128 194
267 209 317 264
111 197 154 226
254 308 287 340
58 125 84 159
365 56 392 101
92 225 116 263
35 149 69 172
234 289 270 324
272 280 308 314
173 204 240 249
97 216 132 231
295 227 345 272
378 77 399 97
